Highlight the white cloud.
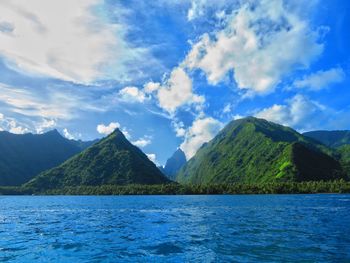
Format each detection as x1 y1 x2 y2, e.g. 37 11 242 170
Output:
121 128 131 140
132 136 152 148
255 94 350 132
0 113 30 134
293 67 345 91
184 0 323 94
233 114 244 120
0 83 100 120
172 121 186 137
119 86 147 103
63 128 75 140
180 116 223 159
36 119 56 134
8 120 29 134
256 94 330 131
144 82 161 93
187 0 205 21
146 153 157 165
187 0 234 21
149 67 204 113
0 0 145 83
222 104 232 113
96 122 120 135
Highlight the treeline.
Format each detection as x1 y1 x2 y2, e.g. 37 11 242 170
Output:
2 180 350 195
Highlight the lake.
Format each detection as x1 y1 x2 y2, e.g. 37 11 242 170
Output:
0 195 350 262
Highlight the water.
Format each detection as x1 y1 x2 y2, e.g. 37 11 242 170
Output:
1 195 350 262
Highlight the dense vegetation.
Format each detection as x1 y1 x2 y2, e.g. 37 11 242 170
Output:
338 145 350 175
0 130 92 186
25 129 169 191
177 117 346 184
2 181 350 195
304 130 350 148
1 117 349 195
163 148 186 180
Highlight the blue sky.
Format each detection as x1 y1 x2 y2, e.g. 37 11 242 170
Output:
0 0 349 165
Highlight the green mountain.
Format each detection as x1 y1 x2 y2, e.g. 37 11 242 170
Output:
0 130 92 186
338 145 350 175
303 130 350 148
177 117 345 184
25 129 170 191
163 148 186 180
69 138 99 151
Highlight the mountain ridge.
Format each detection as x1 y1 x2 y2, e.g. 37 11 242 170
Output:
25 128 170 191
303 130 350 148
163 148 186 180
177 117 345 184
0 129 94 186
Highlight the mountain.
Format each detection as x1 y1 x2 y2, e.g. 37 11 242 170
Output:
303 130 350 148
0 130 93 186
69 138 99 151
177 117 345 184
25 129 170 191
163 148 186 180
338 145 350 175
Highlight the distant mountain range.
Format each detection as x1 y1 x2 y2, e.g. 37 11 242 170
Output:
163 148 186 180
25 129 169 191
303 130 350 148
1 117 350 191
0 130 95 186
177 117 348 184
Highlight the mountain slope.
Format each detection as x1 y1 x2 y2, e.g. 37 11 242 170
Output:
177 117 345 184
303 130 350 148
69 138 99 151
26 129 169 191
0 130 91 186
163 148 186 180
338 145 350 176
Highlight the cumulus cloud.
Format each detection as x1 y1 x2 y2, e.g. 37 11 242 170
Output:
132 136 152 148
146 153 158 164
254 94 350 132
180 116 223 159
146 67 204 113
96 122 120 135
144 82 161 93
172 121 186 137
36 119 56 134
119 86 147 103
0 113 29 134
0 0 146 83
184 0 323 94
293 67 345 91
63 128 75 140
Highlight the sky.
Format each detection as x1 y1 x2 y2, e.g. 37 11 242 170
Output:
0 0 349 165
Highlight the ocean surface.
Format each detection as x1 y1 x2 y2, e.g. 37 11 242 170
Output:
1 195 350 262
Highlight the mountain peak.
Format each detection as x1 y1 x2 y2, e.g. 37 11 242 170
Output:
163 148 187 180
26 126 170 191
45 129 61 136
177 118 345 184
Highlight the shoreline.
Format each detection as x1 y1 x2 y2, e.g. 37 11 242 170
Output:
1 181 350 195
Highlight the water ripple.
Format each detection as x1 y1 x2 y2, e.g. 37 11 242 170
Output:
0 195 349 262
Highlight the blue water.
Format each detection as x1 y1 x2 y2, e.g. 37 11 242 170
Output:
1 195 350 262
